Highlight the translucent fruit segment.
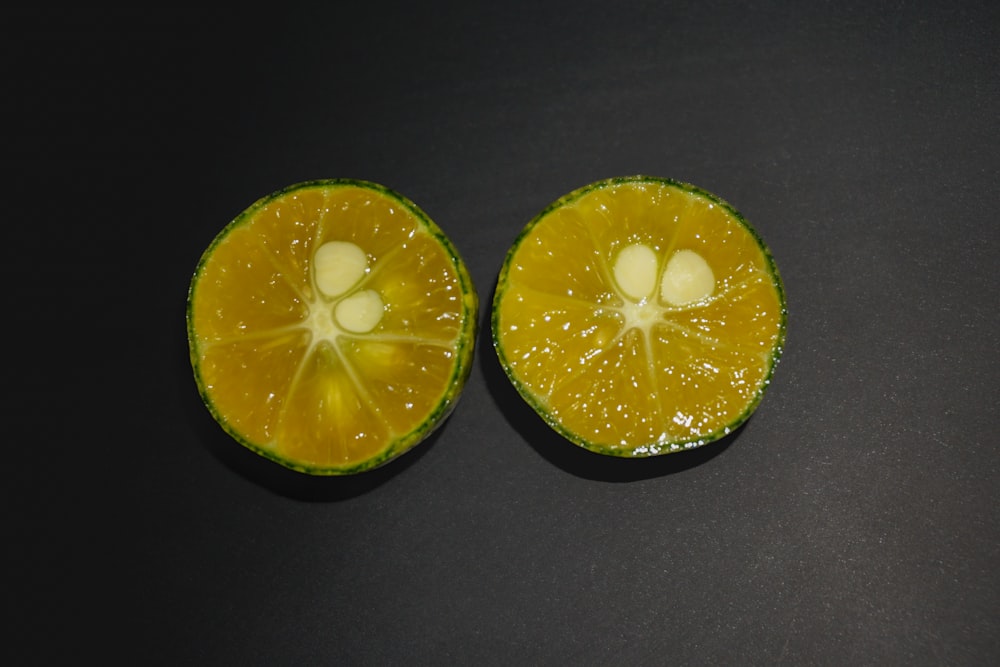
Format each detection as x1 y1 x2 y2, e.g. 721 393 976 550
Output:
192 224 310 341
496 284 624 399
276 343 392 467
249 187 327 297
196 330 311 444
507 207 621 306
369 232 467 341
547 329 664 446
659 196 765 289
581 181 688 252
647 325 770 441
341 338 459 434
311 187 421 267
670 272 784 350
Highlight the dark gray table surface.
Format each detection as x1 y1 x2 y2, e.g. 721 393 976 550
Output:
8 2 998 664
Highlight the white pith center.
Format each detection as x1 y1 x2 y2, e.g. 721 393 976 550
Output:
612 244 715 333
310 240 385 334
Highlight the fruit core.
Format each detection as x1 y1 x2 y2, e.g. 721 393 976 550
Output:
311 240 384 334
612 243 716 332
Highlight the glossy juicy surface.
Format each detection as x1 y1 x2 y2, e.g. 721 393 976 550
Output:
188 180 478 474
492 176 786 457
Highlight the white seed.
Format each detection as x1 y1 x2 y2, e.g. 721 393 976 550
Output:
314 241 368 297
660 249 715 305
613 243 658 301
334 289 384 333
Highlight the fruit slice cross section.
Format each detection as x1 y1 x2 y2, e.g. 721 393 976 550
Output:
187 180 478 475
491 176 787 457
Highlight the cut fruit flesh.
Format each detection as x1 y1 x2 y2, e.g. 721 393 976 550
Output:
187 179 478 475
491 176 786 457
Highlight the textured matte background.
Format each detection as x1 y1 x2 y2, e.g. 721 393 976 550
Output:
8 2 998 664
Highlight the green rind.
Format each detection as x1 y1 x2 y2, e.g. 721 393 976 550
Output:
187 179 479 476
491 175 787 458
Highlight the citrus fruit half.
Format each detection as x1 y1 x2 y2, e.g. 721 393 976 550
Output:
491 176 786 457
187 179 478 475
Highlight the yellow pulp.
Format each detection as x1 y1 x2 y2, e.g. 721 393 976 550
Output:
189 183 475 472
494 179 784 455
